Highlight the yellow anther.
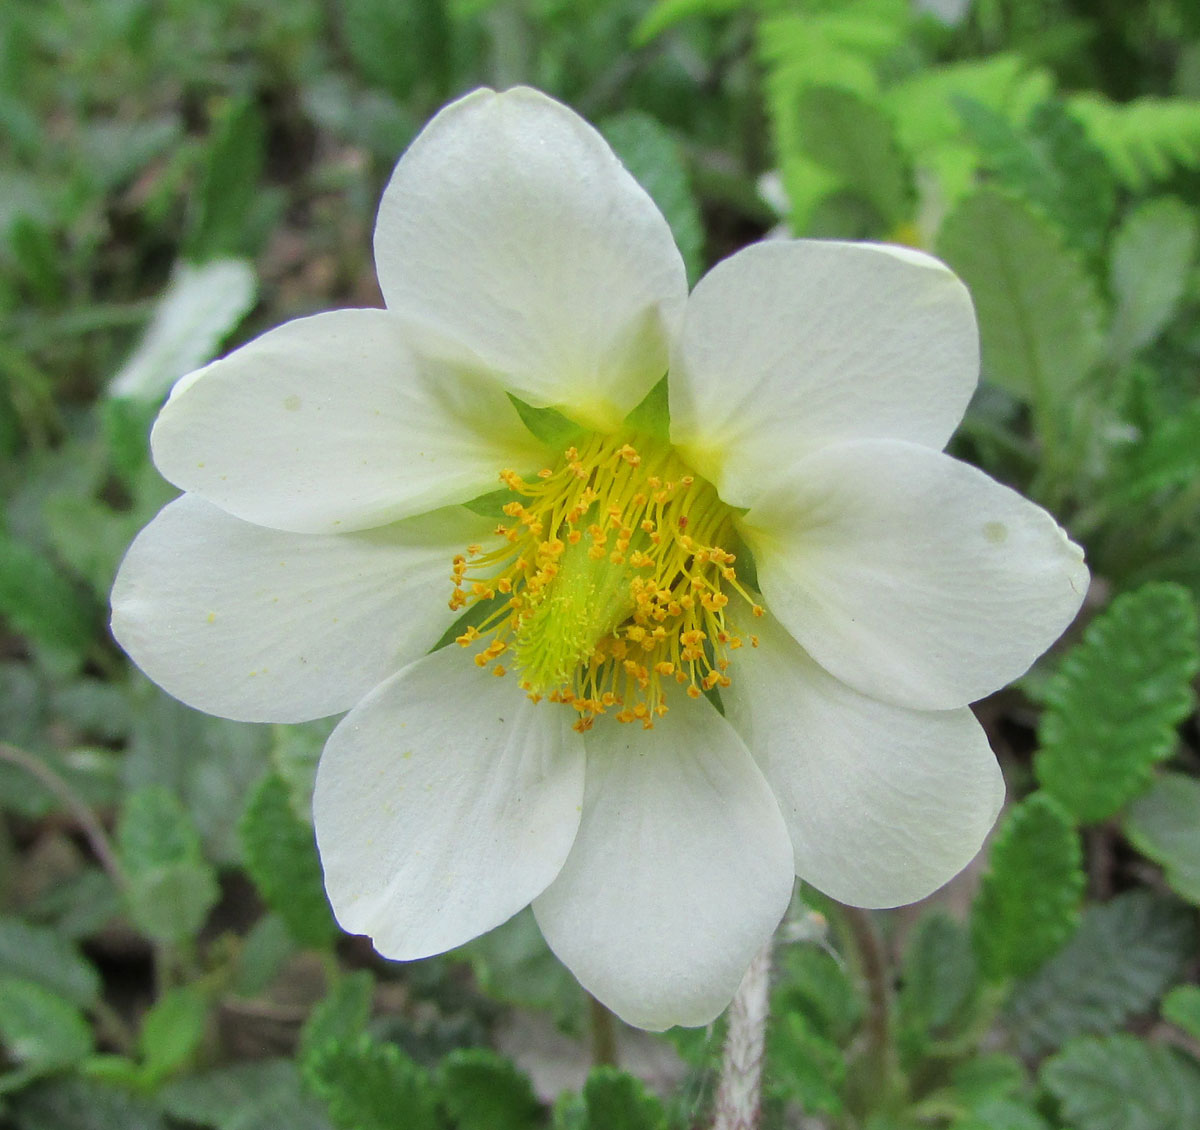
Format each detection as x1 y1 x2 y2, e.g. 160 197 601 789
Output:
447 431 759 730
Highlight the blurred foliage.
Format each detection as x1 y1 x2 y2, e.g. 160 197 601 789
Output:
3 0 1200 1127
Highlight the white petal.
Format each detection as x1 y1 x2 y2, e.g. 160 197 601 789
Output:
313 647 586 959
670 241 979 506
373 87 688 430
151 308 545 534
533 701 794 1030
742 439 1089 710
723 611 1005 908
111 495 489 723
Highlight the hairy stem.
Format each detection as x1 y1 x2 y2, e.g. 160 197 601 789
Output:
711 939 772 1130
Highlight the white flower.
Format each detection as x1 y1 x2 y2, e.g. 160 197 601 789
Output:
111 87 1088 1031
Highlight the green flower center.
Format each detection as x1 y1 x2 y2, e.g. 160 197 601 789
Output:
450 432 761 730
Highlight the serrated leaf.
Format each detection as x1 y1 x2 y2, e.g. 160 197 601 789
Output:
970 793 1084 980
1042 1033 1200 1130
117 785 220 945
108 259 257 401
601 112 704 285
580 1067 667 1130
0 978 93 1092
937 188 1105 404
439 1048 542 1130
1069 94 1200 191
897 913 978 1052
298 971 374 1070
9 1076 168 1130
161 1059 332 1130
1124 773 1200 903
1035 583 1199 824
795 85 913 228
1005 890 1195 1055
239 773 335 949
0 917 100 1007
954 98 1114 256
773 942 862 1046
767 1011 845 1117
1109 198 1199 360
1163 985 1200 1040
306 1035 439 1130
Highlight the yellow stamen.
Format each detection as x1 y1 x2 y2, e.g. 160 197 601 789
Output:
449 432 759 729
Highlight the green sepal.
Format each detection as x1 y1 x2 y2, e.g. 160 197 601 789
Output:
507 393 586 451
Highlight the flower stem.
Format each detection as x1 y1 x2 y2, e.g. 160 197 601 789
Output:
710 939 772 1130
589 994 619 1067
838 904 897 1112
0 741 129 892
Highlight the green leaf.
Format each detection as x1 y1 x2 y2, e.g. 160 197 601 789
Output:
897 912 978 1052
0 531 94 656
138 986 207 1084
9 1076 168 1130
117 785 220 945
239 773 335 949
1068 94 1200 191
970 793 1084 980
633 0 745 44
579 1067 667 1130
124 679 271 865
462 907 586 1028
234 912 296 997
439 1048 543 1130
795 85 913 228
108 259 257 401
306 1035 439 1130
955 1098 1050 1130
773 941 862 1046
0 917 100 1007
1124 773 1200 903
0 978 93 1092
341 0 451 102
1035 583 1200 824
1109 198 1199 360
269 719 334 823
601 113 704 285
1163 985 1200 1040
936 188 1105 404
954 97 1114 256
1042 1033 1200 1130
767 1011 845 1117
188 98 267 259
298 971 374 1070
161 1059 332 1130
1005 890 1195 1055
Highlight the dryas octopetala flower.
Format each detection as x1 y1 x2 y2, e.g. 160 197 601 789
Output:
111 86 1088 1031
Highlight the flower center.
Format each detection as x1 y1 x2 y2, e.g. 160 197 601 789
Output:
449 432 761 731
